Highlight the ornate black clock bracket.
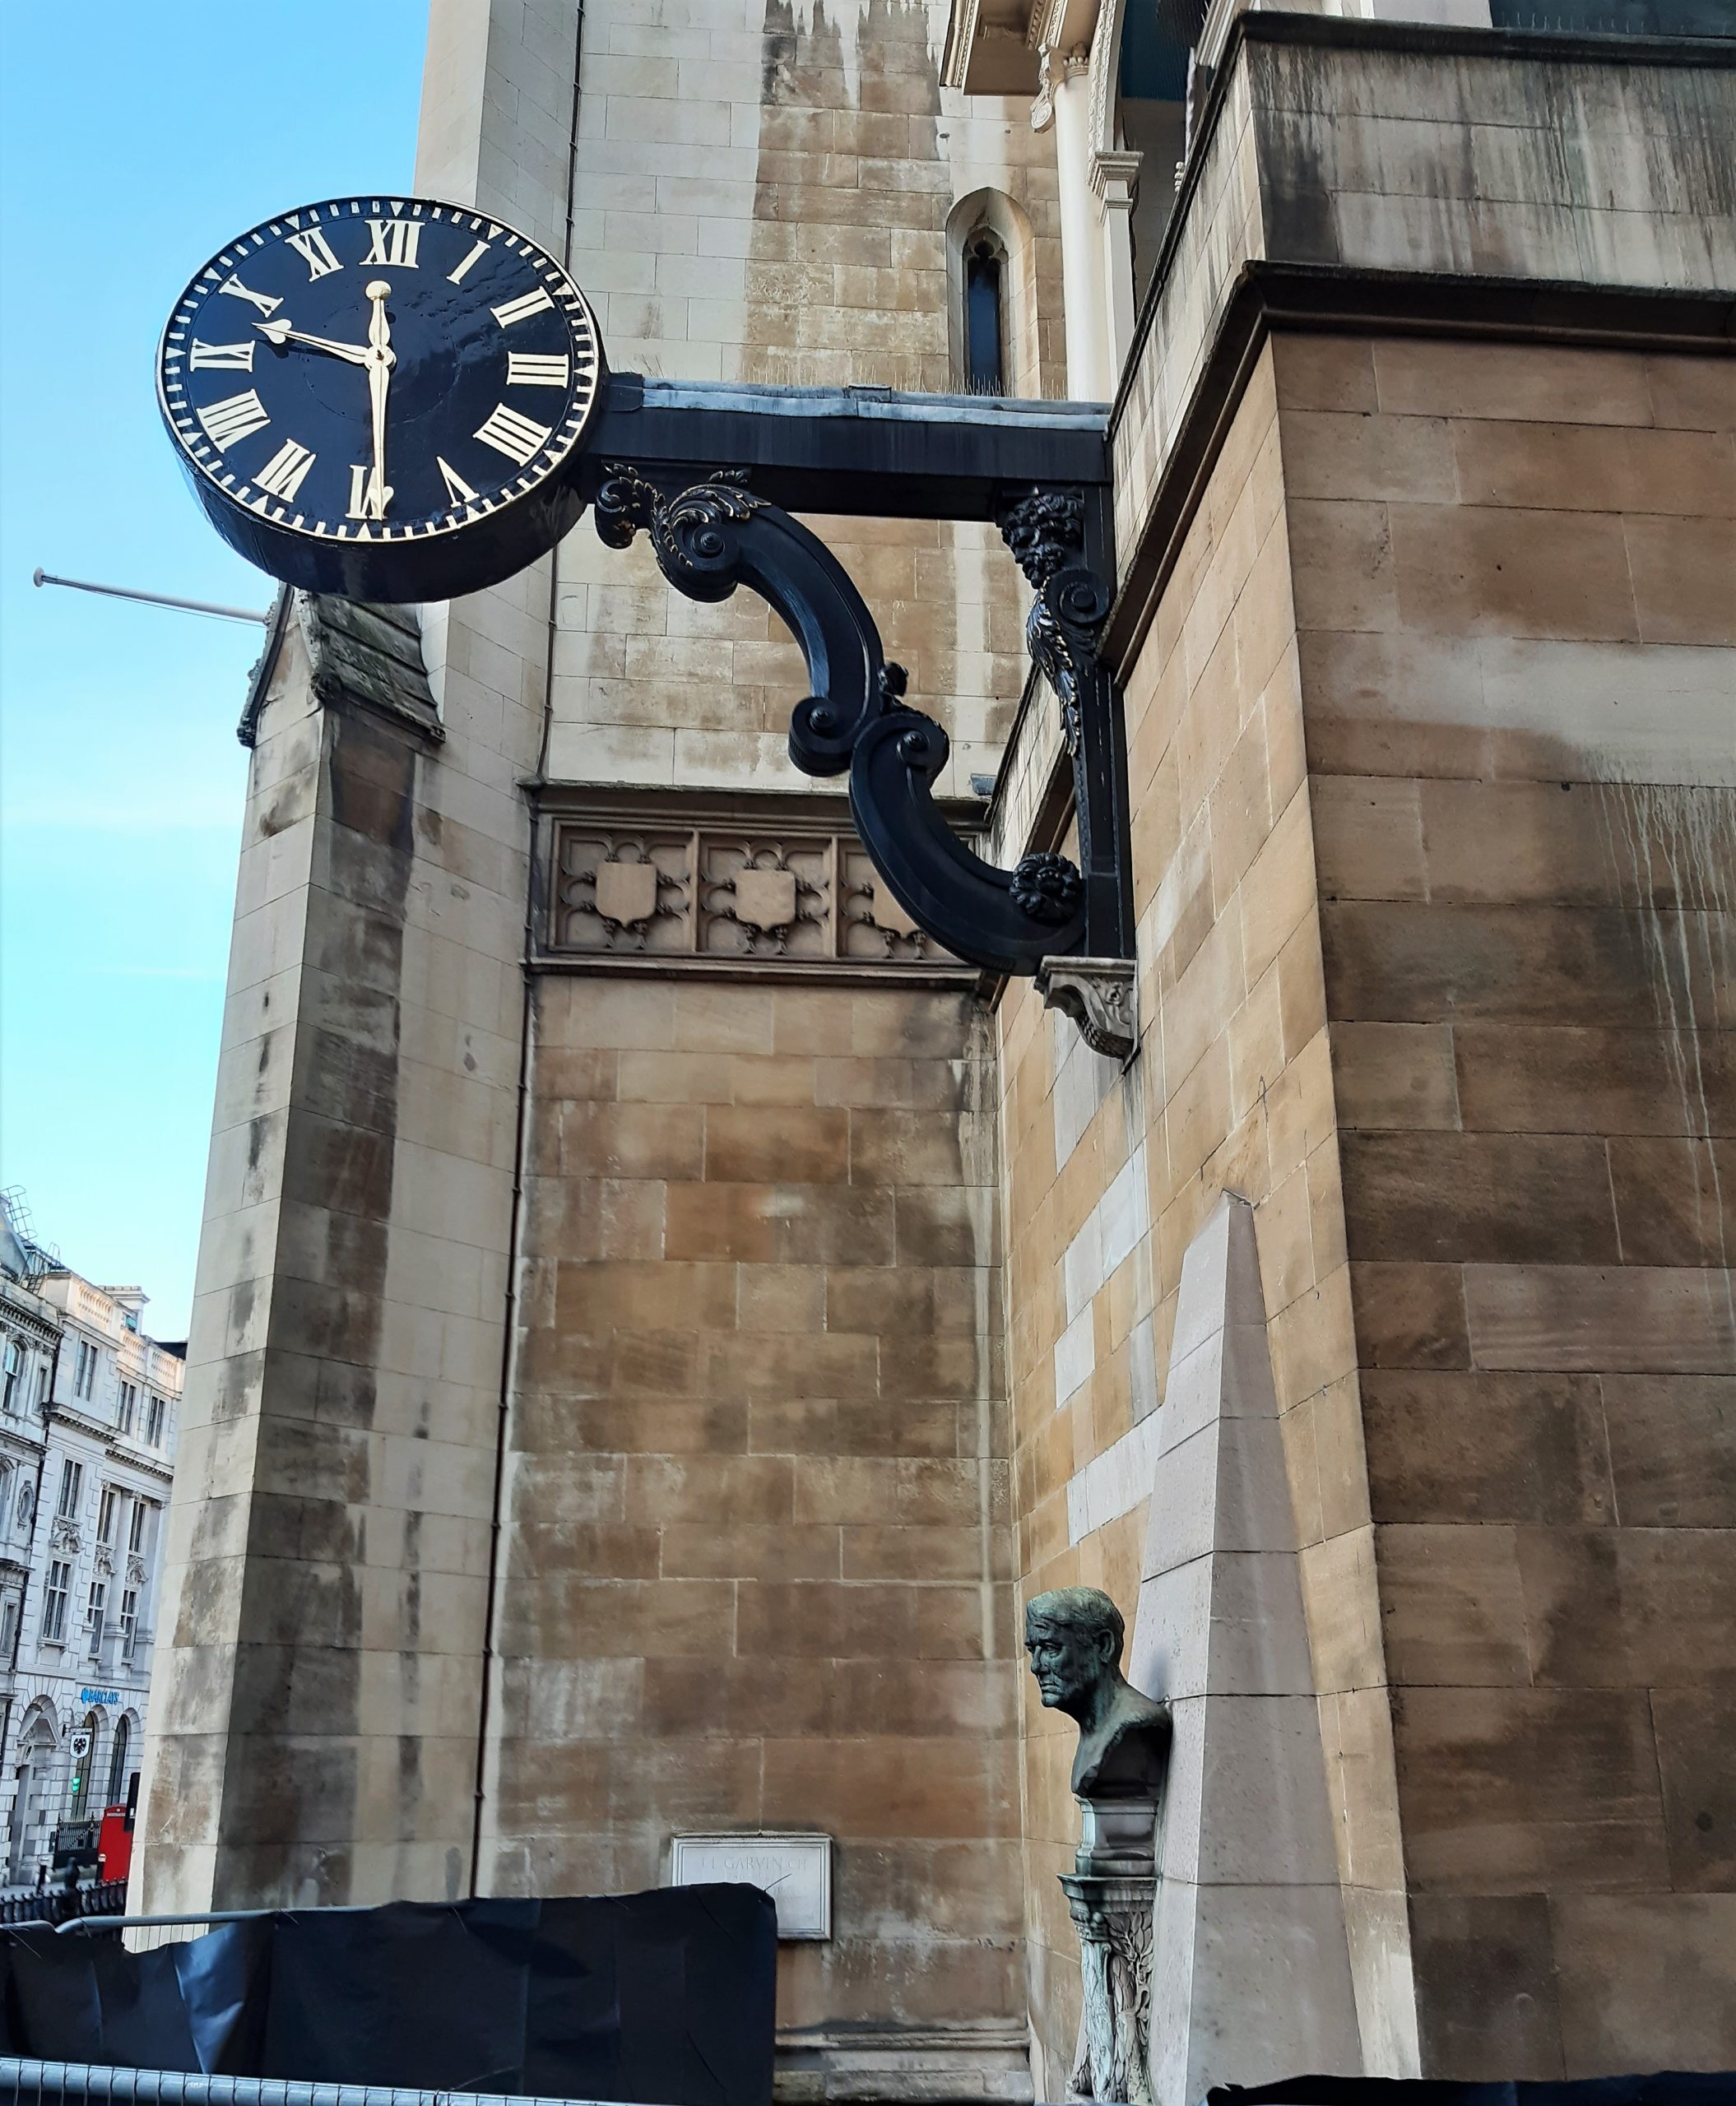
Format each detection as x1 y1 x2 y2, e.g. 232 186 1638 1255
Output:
998 486 1138 1065
593 463 1136 1055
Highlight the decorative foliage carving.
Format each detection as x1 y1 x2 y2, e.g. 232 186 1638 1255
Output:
999 487 1112 756
595 465 766 605
1065 1894 1154 2105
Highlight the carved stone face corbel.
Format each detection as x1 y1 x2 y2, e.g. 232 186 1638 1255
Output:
1037 956 1137 1065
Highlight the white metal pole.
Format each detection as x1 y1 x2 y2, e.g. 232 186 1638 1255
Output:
31 569 272 626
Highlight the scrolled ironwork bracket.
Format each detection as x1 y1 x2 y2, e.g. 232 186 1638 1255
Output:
594 463 1086 976
998 485 1135 971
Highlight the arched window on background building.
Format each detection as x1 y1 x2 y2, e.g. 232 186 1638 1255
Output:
69 1709 101 1819
963 234 1006 394
106 1714 132 1805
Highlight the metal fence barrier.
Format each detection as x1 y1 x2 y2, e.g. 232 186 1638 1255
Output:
0 2063 624 2106
0 1882 128 1932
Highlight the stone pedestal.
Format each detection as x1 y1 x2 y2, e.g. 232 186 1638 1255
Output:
1061 1794 1159 2104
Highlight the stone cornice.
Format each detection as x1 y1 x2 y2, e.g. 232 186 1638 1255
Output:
105 1444 174 1486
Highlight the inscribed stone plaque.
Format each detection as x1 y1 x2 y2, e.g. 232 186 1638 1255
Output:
732 867 798 931
669 1831 830 1938
595 858 659 927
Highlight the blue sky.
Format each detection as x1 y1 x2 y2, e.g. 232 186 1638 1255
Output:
0 4 427 1335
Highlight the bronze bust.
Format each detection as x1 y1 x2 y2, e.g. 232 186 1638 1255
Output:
1023 1585 1170 1799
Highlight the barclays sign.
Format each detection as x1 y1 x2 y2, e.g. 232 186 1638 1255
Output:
80 1688 120 1706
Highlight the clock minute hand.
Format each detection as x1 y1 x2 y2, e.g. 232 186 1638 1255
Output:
363 281 395 522
254 318 370 366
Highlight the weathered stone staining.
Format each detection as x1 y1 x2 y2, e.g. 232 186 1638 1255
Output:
138 2 1736 2098
1024 1586 1168 2104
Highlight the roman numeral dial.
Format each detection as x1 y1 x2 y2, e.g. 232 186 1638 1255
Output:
508 352 570 387
189 340 256 371
160 195 604 591
438 457 479 506
364 218 422 268
287 227 342 280
254 439 317 502
475 402 554 466
492 286 555 329
197 390 271 451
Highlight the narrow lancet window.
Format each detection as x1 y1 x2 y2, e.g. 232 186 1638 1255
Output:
964 235 1005 395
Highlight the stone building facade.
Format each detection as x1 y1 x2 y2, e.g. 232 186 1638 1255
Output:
0 1199 179 1886
137 0 1734 2096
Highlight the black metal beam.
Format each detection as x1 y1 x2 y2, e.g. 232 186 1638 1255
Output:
581 373 1111 522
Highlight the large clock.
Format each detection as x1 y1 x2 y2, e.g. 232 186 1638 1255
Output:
157 195 606 602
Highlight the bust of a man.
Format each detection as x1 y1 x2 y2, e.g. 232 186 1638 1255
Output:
1024 1585 1170 1799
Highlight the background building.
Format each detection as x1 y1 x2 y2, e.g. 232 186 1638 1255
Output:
136 0 1734 2096
0 1193 179 1886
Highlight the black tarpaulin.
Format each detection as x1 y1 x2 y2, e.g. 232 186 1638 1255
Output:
0 1886 775 2106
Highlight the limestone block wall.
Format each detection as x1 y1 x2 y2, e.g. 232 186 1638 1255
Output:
1286 331 1736 2080
997 345 1415 2091
480 973 1024 2054
545 0 1065 800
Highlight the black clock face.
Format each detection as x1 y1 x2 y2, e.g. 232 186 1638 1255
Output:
157 196 606 601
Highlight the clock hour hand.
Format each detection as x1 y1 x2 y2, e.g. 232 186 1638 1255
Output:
363 281 395 521
255 318 370 366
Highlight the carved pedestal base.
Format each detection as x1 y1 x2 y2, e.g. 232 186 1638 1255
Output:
1061 1872 1156 2105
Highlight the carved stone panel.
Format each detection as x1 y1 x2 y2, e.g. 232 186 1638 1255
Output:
553 829 692 954
699 838 829 958
841 844 928 960
544 794 976 978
